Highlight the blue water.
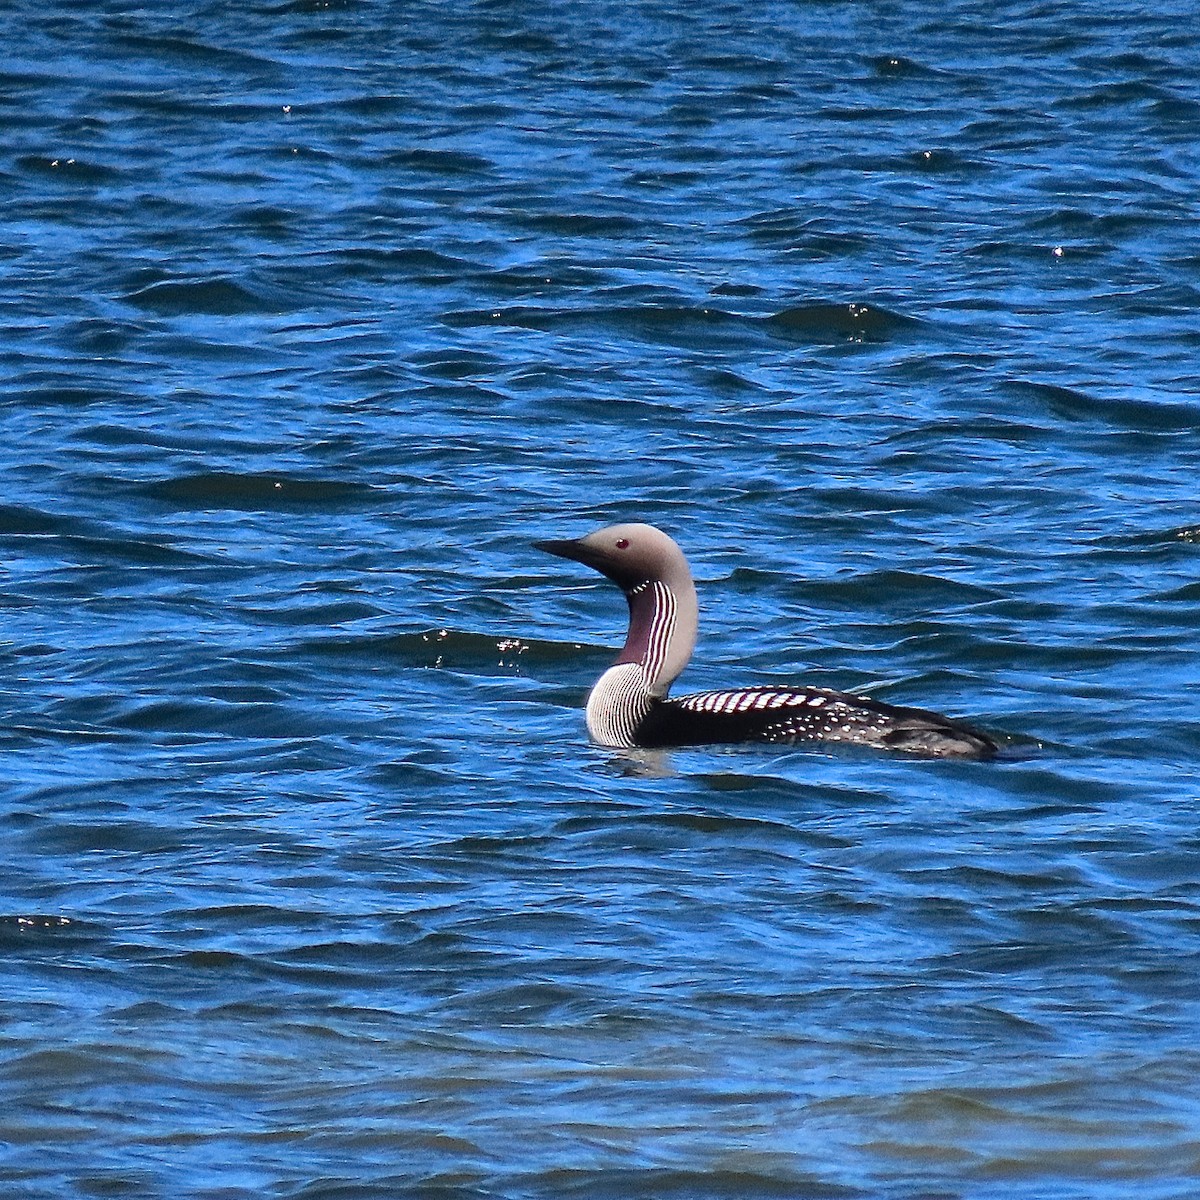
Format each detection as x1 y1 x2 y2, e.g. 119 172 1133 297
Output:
3 2 1200 1197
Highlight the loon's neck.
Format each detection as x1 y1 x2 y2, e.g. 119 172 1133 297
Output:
586 578 697 748
615 579 695 698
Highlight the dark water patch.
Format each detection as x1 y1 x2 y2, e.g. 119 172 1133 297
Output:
558 807 829 855
520 1167 860 1200
806 484 944 515
405 828 558 860
797 569 1003 611
232 203 298 234
448 980 599 1025
384 147 494 175
367 758 464 790
5 640 56 661
304 628 561 673
733 211 871 257
0 504 210 566
474 27 564 57
110 31 284 74
732 80 800 104
1008 380 1200 432
700 367 765 394
765 302 920 343
122 277 283 316
626 167 706 188
903 860 1091 897
12 378 141 410
71 422 219 453
410 349 504 379
286 1176 488 1200
1106 280 1200 316
665 98 718 129
723 565 814 597
819 104 914 123
108 697 319 739
450 99 517 122
710 281 764 297
21 376 135 405
443 302 755 350
204 684 291 705
0 504 69 536
1074 50 1160 74
483 261 614 293
1025 206 1178 242
2 1044 178 1090
6 718 143 746
1142 580 1200 603
273 937 413 975
53 532 209 568
0 915 81 950
963 238 1072 263
142 472 381 510
878 414 1055 451
442 304 578 331
314 91 416 118
1149 92 1200 125
1056 79 1174 111
331 246 480 282
102 88 285 125
28 816 192 858
904 147 989 174
868 54 943 78
962 631 1144 671
243 599 385 627
600 304 749 347
692 51 788 76
15 155 121 184
519 211 642 237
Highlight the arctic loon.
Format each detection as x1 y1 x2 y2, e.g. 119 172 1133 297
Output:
535 522 997 759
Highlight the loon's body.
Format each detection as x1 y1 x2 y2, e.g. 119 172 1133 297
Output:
536 522 997 760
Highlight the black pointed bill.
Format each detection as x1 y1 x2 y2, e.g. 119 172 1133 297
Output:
533 537 592 565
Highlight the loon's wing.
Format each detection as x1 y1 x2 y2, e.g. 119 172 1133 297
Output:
638 685 997 759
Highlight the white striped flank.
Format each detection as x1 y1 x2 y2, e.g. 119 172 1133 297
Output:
677 686 841 715
669 685 901 743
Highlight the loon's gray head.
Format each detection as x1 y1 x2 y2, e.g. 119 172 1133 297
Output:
535 522 698 698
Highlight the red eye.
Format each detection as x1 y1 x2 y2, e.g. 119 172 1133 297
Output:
615 538 629 549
